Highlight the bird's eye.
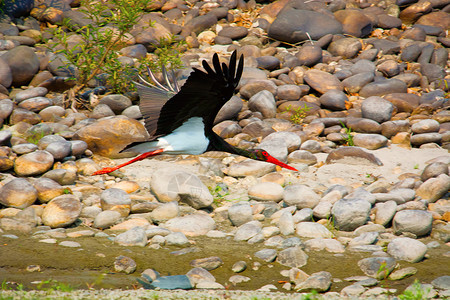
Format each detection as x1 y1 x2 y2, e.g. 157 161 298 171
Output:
262 151 268 157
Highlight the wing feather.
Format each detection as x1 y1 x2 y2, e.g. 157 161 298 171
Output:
137 51 243 140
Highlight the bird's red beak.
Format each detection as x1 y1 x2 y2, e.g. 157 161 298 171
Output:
266 155 298 171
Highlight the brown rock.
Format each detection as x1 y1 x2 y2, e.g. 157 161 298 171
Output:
14 150 54 176
326 147 383 165
334 10 372 38
73 116 149 157
416 11 450 31
399 1 432 25
41 195 82 228
33 177 66 204
391 132 411 148
304 70 343 94
0 178 37 209
383 93 420 113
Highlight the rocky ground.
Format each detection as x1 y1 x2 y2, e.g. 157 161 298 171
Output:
0 0 449 298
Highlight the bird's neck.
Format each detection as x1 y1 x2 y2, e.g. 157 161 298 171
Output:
208 131 255 159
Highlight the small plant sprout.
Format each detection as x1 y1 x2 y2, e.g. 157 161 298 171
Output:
339 121 354 146
282 104 311 124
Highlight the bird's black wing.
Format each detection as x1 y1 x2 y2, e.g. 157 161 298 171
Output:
137 51 243 139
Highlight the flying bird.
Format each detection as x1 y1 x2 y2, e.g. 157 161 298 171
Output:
92 51 298 175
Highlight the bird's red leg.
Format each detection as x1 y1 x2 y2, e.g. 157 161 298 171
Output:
92 149 165 175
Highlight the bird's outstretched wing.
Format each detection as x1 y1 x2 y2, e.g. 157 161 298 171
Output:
137 51 244 140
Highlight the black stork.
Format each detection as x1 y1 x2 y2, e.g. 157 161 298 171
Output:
92 51 298 175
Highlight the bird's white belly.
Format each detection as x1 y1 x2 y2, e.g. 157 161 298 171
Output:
157 117 209 155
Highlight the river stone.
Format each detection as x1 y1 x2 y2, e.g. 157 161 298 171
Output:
115 226 148 247
150 168 213 209
190 257 223 272
374 201 397 226
312 201 332 219
14 150 54 176
37 135 66 149
411 119 440 134
17 97 53 112
296 222 333 238
234 221 262 242
41 195 82 228
276 246 308 268
288 150 317 165
248 182 283 202
99 94 132 114
73 116 148 157
9 108 41 125
431 276 450 290
186 267 216 285
150 202 179 223
358 257 396 279
348 232 379 248
0 58 12 88
162 214 215 237
361 96 394 123
215 96 243 125
283 184 320 209
346 118 381 134
256 56 280 71
254 249 277 262
14 87 48 103
295 271 332 292
304 69 343 94
0 99 14 120
91 104 115 119
228 202 253 226
248 90 277 118
328 38 363 59
410 132 442 146
334 9 372 37
300 140 321 153
181 13 218 36
268 9 342 43
388 267 418 280
384 93 420 113
421 162 449 181
45 141 72 160
387 237 427 263
295 45 322 67
342 72 374 94
1 45 39 86
319 90 347 111
278 210 295 236
165 231 189 246
393 210 433 237
416 174 450 203
381 120 410 138
276 84 303 101
93 210 122 229
360 79 407 98
332 199 371 231
114 255 137 274
240 80 278 99
33 178 65 204
0 178 37 209
42 168 77 186
262 131 301 153
225 160 275 177
326 147 383 166
100 188 131 217
353 134 388 150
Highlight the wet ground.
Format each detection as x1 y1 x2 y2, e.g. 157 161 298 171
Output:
0 228 448 294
